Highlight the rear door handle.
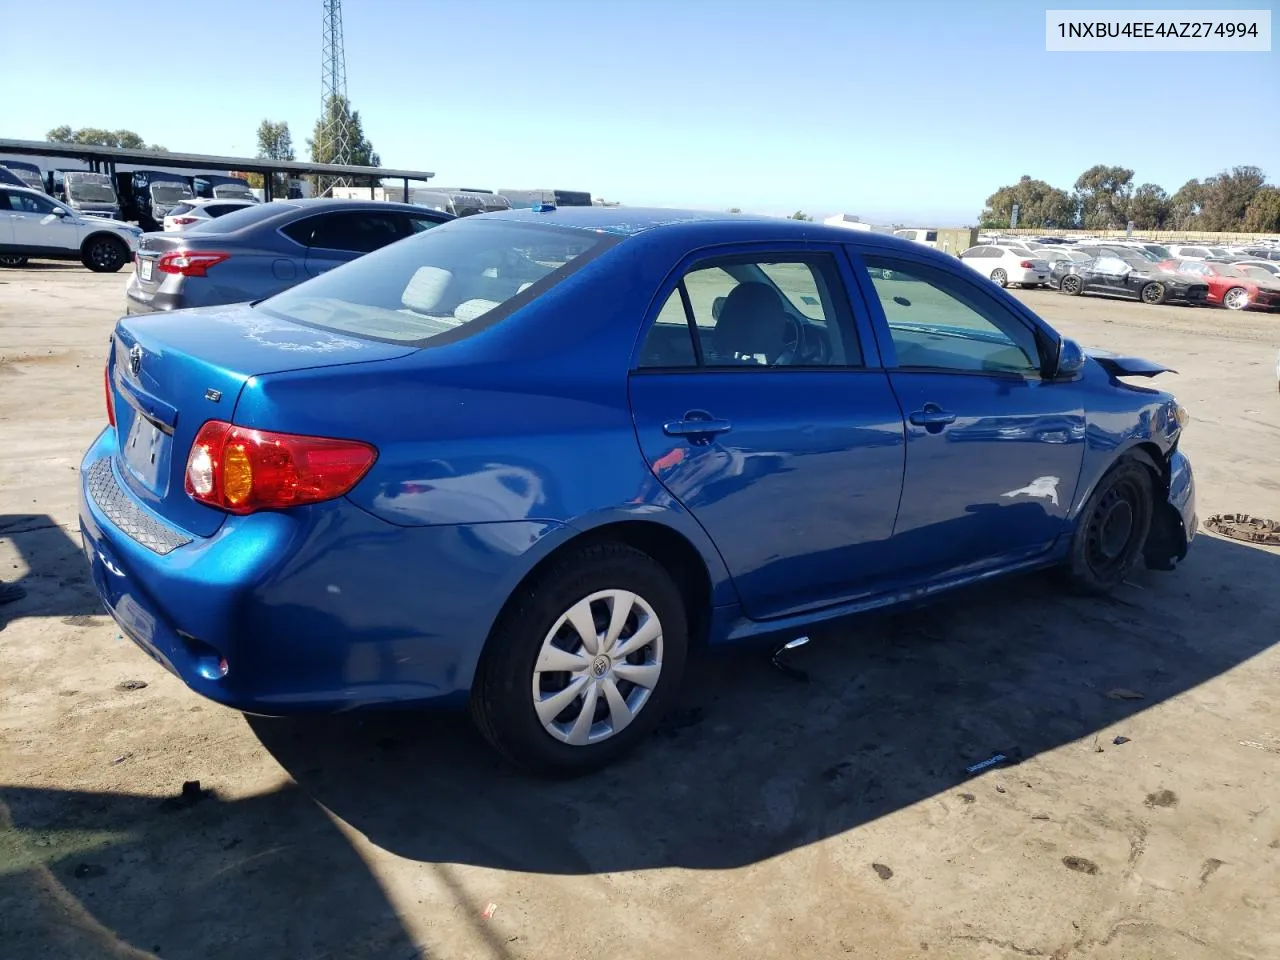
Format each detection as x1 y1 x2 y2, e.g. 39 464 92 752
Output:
909 405 956 427
663 415 733 438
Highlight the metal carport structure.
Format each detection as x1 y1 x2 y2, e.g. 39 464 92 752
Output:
0 139 434 202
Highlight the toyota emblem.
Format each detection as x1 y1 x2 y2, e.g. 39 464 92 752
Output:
128 345 142 377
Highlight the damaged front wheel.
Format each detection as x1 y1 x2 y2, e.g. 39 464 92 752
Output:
1063 458 1154 595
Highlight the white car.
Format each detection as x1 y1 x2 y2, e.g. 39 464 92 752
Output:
958 244 1052 288
163 197 258 232
0 184 141 272
1166 243 1233 261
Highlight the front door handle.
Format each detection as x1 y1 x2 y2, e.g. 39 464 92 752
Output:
663 413 733 438
909 404 957 428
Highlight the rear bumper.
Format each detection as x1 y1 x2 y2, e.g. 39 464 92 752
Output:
1147 448 1197 570
78 429 563 714
1010 268 1049 284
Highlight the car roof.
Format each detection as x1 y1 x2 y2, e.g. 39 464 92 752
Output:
479 204 932 251
181 197 256 207
0 184 49 198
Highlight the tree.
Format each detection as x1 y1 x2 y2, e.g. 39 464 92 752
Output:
790 211 811 221
1128 183 1170 230
1168 179 1203 230
254 119 295 195
45 126 165 151
307 96 380 195
1197 166 1266 231
1073 164 1135 229
979 175 1076 229
1243 186 1280 234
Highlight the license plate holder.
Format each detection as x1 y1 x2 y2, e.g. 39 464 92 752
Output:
139 258 153 281
122 415 168 492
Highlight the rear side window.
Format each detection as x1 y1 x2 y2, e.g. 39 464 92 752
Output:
205 203 241 218
259 219 615 345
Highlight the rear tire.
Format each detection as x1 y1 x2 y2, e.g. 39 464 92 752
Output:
0 255 27 267
1059 274 1084 296
471 542 689 777
1063 458 1154 595
82 236 127 273
990 268 1008 287
1139 282 1166 305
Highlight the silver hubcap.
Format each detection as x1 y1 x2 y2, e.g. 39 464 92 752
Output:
992 270 1006 285
532 589 664 746
1225 288 1246 310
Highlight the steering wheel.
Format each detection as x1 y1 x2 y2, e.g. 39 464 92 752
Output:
777 314 830 365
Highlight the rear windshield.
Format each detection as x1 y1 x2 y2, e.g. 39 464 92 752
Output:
169 202 195 216
259 219 616 346
187 201 297 233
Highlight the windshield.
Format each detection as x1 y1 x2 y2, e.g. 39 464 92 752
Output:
68 182 117 203
260 220 616 346
5 167 44 189
1143 244 1172 259
1208 247 1230 257
212 185 254 200
150 183 193 204
1238 266 1274 283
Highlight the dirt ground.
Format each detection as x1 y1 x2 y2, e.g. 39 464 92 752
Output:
2 262 1279 960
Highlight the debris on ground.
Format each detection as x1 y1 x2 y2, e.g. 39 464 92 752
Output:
482 902 498 920
116 680 148 692
160 780 209 812
1062 856 1099 875
995 783 1007 794
872 863 894 880
770 636 812 682
73 863 106 879
958 792 976 804
1106 688 1145 701
965 749 1022 775
1112 736 1131 746
1032 814 1051 821
1145 789 1178 809
1204 513 1280 544
111 752 133 765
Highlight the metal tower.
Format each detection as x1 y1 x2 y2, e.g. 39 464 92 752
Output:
319 0 352 189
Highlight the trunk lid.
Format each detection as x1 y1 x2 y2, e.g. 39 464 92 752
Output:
108 302 416 537
133 232 186 291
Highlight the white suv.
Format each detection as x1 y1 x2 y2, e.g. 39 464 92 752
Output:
0 185 142 272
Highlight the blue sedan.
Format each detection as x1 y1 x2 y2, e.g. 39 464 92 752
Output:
79 207 1197 775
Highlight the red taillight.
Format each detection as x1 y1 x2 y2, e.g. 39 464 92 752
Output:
157 251 229 277
104 364 115 427
1020 260 1035 269
170 216 199 226
184 420 377 515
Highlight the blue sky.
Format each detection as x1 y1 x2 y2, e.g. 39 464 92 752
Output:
2 0 1276 223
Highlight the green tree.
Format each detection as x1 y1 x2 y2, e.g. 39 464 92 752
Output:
253 119 295 195
1168 179 1203 230
1197 166 1266 231
1243 186 1280 234
1073 164 1135 229
790 210 811 221
1127 183 1170 230
307 96 380 195
979 175 1076 229
45 126 166 151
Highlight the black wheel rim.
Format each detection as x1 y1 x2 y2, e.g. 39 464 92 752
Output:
1085 479 1141 578
1142 283 1163 304
92 241 121 269
1063 276 1080 294
0 256 23 266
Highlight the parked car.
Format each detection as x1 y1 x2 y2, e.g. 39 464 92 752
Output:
0 159 47 192
1234 264 1280 287
126 198 452 314
0 185 141 271
1051 249 1207 305
115 170 196 231
60 171 122 220
1232 259 1280 278
1165 244 1234 262
958 244 1051 287
81 208 1197 774
192 175 255 202
1237 246 1280 262
163 198 258 232
1158 259 1280 311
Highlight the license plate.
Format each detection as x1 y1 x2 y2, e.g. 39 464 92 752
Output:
122 415 168 491
139 258 153 281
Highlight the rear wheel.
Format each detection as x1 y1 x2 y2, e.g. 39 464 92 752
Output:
82 236 127 273
1059 274 1084 296
1222 286 1249 311
471 542 688 776
0 255 27 267
990 268 1008 287
1139 282 1166 305
1063 458 1154 595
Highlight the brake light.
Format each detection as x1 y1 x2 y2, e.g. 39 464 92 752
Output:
184 420 377 514
104 364 115 427
157 251 229 277
1020 260 1035 269
170 216 199 226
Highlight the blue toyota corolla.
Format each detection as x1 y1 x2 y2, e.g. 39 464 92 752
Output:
79 207 1196 775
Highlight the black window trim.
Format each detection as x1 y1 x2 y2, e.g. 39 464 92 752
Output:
632 248 871 375
851 247 1057 382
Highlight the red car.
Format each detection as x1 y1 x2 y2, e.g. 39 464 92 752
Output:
1158 259 1280 311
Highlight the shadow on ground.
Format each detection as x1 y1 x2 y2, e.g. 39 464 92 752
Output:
247 533 1277 874
0 514 102 632
2 534 1275 959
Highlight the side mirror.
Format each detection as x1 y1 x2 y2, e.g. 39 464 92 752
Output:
52 207 69 217
1049 337 1085 380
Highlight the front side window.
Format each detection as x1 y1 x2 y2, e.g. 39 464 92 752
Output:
294 211 406 253
637 254 861 369
8 190 59 215
862 255 1042 376
260 219 614 345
